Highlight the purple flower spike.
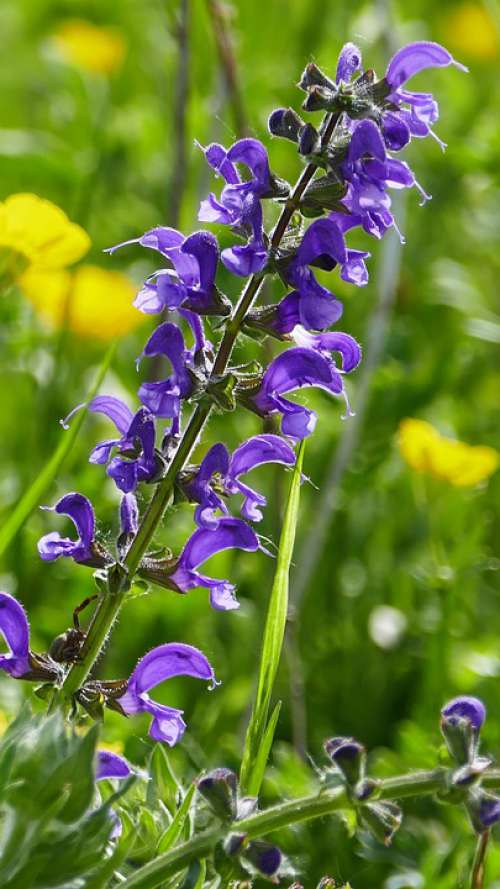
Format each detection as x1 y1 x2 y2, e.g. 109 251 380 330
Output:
96 750 132 781
386 41 468 92
87 396 157 494
0 592 31 678
441 696 486 731
251 345 353 440
116 643 216 745
38 493 98 565
168 517 260 610
138 322 195 419
226 434 296 521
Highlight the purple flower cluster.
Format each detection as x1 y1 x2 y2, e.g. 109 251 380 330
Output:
18 38 464 749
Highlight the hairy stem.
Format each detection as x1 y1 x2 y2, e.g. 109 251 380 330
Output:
470 830 490 889
58 112 340 702
120 767 500 889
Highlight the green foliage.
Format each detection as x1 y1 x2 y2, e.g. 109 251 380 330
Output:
241 443 304 795
0 0 499 885
0 707 124 888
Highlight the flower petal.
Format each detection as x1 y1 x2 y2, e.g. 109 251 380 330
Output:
178 517 260 570
96 750 132 781
128 642 215 695
0 592 29 660
386 41 467 91
88 396 134 436
336 42 362 83
229 434 296 479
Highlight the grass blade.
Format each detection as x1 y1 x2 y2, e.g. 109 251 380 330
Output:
156 782 196 854
0 340 117 560
240 441 305 795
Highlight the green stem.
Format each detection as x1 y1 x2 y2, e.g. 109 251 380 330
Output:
470 829 490 889
120 767 500 889
58 112 340 703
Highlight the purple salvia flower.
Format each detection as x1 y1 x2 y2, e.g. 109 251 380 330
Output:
96 750 132 781
86 396 157 493
107 227 225 316
382 42 467 152
167 517 261 610
251 337 360 440
199 138 275 275
285 217 347 329
182 443 230 529
225 434 296 522
137 322 196 419
38 493 101 565
183 435 296 527
115 643 216 745
0 592 31 678
441 696 486 731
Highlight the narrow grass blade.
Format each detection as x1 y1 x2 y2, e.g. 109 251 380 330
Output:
157 782 196 854
240 441 305 796
0 340 117 560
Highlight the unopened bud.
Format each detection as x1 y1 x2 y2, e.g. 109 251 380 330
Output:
242 840 282 878
268 107 304 143
324 736 366 786
197 768 238 821
466 789 500 833
440 696 485 764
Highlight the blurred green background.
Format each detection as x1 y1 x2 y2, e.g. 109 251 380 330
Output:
0 0 499 885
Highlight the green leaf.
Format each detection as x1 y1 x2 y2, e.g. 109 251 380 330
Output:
157 782 196 854
0 340 117 560
240 441 305 796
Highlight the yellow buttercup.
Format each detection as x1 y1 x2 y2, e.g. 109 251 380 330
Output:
52 19 126 76
398 418 499 487
22 264 143 341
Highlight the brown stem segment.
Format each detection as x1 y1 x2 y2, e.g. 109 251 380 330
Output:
59 112 341 702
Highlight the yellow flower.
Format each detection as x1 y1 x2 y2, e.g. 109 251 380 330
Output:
398 418 499 487
21 264 144 340
52 19 126 75
443 3 498 60
99 740 125 755
0 193 90 284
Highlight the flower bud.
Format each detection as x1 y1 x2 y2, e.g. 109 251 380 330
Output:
324 736 366 786
268 107 304 143
242 840 282 878
466 789 500 833
440 696 485 764
298 123 321 157
197 768 238 821
361 800 402 846
299 62 336 92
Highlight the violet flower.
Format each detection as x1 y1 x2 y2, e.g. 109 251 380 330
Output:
96 750 132 781
85 396 158 493
38 493 106 566
383 42 467 151
335 119 430 244
160 517 261 610
106 227 227 316
250 335 361 440
0 592 61 682
198 138 278 276
0 592 31 678
182 434 296 527
115 643 216 745
137 322 197 419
